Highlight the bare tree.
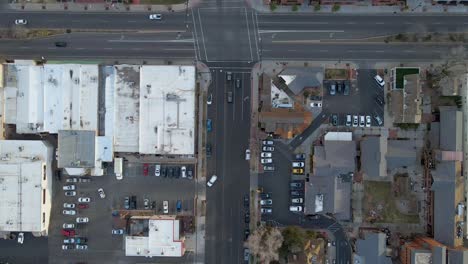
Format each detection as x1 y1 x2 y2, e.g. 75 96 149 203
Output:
245 225 283 263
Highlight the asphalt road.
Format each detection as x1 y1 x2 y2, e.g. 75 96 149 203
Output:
205 69 251 264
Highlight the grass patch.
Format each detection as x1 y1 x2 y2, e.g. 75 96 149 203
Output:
395 68 419 89
0 28 65 40
395 123 420 130
140 0 186 4
363 181 419 224
325 68 347 80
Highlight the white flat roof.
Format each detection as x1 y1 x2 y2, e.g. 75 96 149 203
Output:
324 132 353 141
8 64 99 134
139 66 195 155
126 218 184 257
0 140 50 232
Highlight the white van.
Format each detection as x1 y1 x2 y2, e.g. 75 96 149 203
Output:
346 115 352 127
374 75 385 87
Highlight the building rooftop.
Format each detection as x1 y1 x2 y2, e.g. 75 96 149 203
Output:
439 107 462 152
386 139 422 171
360 136 387 178
125 216 184 257
279 67 323 95
355 232 392 264
390 73 422 124
57 130 96 168
4 64 99 134
0 140 52 233
448 248 468 264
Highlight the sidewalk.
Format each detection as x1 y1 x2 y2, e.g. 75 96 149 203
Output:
7 0 200 12
246 0 468 14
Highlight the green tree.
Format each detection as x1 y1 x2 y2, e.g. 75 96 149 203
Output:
314 3 321 11
332 3 340 12
270 2 278 11
281 226 306 254
292 4 299 11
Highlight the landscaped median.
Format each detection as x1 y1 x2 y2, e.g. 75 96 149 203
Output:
0 27 65 40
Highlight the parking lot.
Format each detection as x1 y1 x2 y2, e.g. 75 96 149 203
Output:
48 161 197 264
322 69 385 127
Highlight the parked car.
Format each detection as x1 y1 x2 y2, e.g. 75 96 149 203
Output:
207 119 212 132
226 71 232 81
17 232 24 244
63 203 75 209
289 205 303 212
176 200 182 212
344 83 350 95
112 229 124 235
61 229 75 237
260 199 273 206
292 198 304 203
290 190 303 196
63 238 75 244
187 169 193 179
260 193 271 199
181 166 187 178
143 163 149 176
244 195 249 208
261 158 273 164
290 182 303 189
331 114 338 126
78 204 89 209
346 114 352 127
359 115 365 127
292 168 304 175
63 210 76 215
366 116 371 127
55 41 67 47
262 146 274 152
79 178 91 183
124 197 130 210
330 83 336 95
374 115 383 126
63 223 75 229
66 178 78 183
76 217 89 223
78 197 90 203
263 165 275 171
15 19 27 25
244 213 250 223
294 153 306 160
161 167 167 177
97 188 106 199
260 152 272 158
235 78 241 89
144 198 150 210
75 244 88 250
207 93 213 105
292 162 305 168
155 164 161 176
163 201 169 214
262 140 274 145
63 185 75 191
207 175 218 187
75 237 87 244
149 14 162 20
65 191 76 196
374 75 385 87
244 248 250 261
227 91 233 103
245 149 251 160
353 115 358 127
261 208 272 214
62 245 74 250
336 82 343 93
244 228 250 240
130 196 137 209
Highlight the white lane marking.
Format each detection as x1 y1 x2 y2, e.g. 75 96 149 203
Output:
258 21 329 24
75 48 85 50
251 11 260 61
346 22 356 24
376 22 385 24
259 30 344 33
164 48 195 51
191 9 201 60
19 47 31 49
108 39 194 43
104 48 113 50
197 9 209 61
244 8 254 62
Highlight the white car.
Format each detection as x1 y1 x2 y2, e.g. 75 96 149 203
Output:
366 116 371 127
292 198 304 203
264 165 275 171
163 201 169 214
181 166 187 178
63 203 75 209
289 205 302 212
149 14 162 20
262 140 274 145
292 162 305 168
262 146 274 152
63 238 75 244
310 102 322 108
97 188 106 199
374 74 385 87
245 149 251 160
207 94 213 105
112 229 124 235
17 232 24 244
76 244 88 250
64 191 76 197
261 152 272 158
261 208 272 214
63 210 76 215
78 197 91 203
359 115 365 127
261 158 273 164
155 164 161 176
15 19 27 25
353 115 358 127
63 223 75 229
76 217 89 223
63 185 75 191
66 178 78 183
260 199 273 206
207 175 218 187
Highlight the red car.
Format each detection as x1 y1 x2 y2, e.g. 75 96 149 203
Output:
78 204 89 209
61 229 75 237
143 164 149 176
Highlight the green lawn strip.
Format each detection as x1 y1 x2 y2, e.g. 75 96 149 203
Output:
139 0 186 4
395 68 419 89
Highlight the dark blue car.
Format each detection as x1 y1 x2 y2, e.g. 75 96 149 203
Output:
207 119 212 132
176 200 182 212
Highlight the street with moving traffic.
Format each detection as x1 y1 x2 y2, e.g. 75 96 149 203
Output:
0 0 467 263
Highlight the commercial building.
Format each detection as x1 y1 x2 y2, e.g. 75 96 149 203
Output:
125 215 185 257
354 232 391 264
360 136 387 179
304 132 355 220
0 140 53 236
400 236 468 264
390 67 422 124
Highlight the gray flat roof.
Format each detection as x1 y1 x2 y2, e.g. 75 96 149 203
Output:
360 136 387 178
448 248 468 264
439 107 462 152
58 130 96 168
386 139 421 171
356 232 392 264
